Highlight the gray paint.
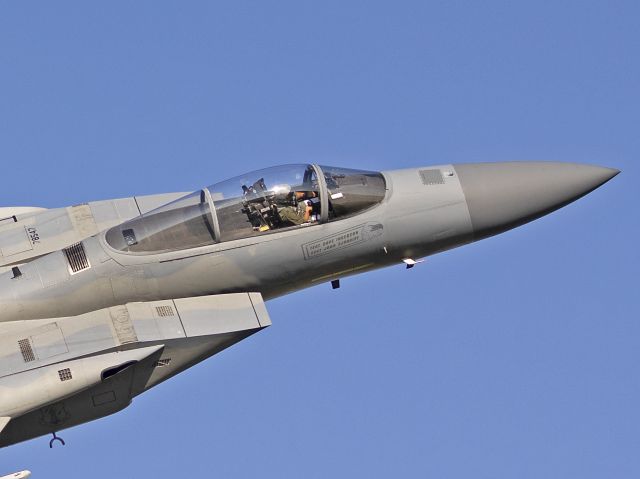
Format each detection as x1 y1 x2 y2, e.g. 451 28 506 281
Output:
0 162 619 322
0 293 270 447
0 161 619 448
454 162 619 241
0 191 188 271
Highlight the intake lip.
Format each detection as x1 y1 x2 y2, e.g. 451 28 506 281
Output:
454 161 620 241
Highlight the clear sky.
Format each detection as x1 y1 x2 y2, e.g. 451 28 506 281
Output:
1 1 638 478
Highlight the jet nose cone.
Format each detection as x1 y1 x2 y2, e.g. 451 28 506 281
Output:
454 161 619 240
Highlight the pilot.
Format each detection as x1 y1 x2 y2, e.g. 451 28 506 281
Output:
278 190 319 226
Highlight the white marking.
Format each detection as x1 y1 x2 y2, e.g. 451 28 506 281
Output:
402 258 424 266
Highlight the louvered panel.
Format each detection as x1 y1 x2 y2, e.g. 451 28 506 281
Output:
63 242 90 273
155 305 175 317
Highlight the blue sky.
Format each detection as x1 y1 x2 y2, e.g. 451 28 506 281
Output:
1 1 638 477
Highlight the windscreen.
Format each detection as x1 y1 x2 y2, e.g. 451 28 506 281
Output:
321 165 386 219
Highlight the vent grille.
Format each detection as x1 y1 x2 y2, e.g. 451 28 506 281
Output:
18 338 36 362
156 305 175 317
419 169 445 185
58 368 72 381
153 358 172 368
63 242 90 273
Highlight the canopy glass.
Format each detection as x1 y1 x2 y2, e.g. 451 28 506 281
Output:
105 164 386 253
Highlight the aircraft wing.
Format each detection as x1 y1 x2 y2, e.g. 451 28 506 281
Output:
0 292 271 448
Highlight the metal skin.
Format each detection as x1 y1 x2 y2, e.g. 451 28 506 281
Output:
0 161 618 449
0 162 618 321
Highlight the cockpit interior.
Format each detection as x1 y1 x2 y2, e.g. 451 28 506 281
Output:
105 164 386 253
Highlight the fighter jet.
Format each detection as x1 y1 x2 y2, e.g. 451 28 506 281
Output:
0 161 618 449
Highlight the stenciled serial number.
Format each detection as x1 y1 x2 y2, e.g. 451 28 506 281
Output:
27 227 40 244
302 223 383 259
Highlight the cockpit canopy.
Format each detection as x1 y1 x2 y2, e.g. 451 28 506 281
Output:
105 164 386 254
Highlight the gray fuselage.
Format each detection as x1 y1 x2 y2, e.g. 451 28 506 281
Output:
0 162 618 323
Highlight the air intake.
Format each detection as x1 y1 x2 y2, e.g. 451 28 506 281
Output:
63 242 90 274
419 169 445 185
155 305 175 317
